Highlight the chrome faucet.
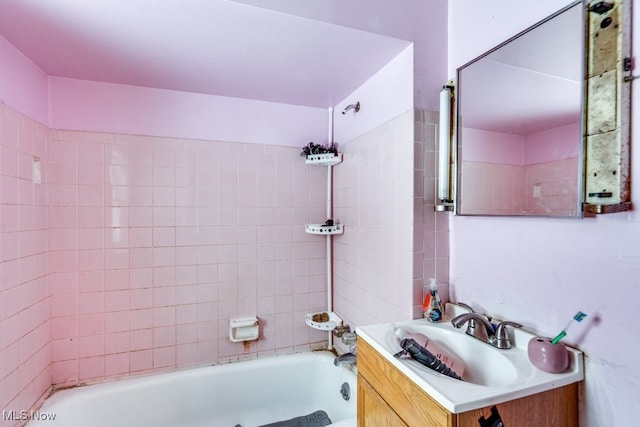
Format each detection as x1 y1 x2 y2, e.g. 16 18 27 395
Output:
451 312 495 343
451 308 522 350
334 331 357 367
334 352 357 367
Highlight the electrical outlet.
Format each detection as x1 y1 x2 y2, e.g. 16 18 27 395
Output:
532 183 542 198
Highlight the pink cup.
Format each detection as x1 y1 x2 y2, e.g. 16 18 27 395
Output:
527 336 569 373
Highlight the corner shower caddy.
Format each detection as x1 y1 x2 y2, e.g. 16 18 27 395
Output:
304 108 344 349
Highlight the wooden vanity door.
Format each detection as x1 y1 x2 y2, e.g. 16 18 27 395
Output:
357 376 408 426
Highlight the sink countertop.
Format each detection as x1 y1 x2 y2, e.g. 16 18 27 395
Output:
355 304 584 413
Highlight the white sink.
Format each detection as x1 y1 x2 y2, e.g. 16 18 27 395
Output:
386 323 520 387
356 304 584 413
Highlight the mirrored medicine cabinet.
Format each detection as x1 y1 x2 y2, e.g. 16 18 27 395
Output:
446 0 632 217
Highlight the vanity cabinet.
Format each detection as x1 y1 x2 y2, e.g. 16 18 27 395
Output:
357 338 579 427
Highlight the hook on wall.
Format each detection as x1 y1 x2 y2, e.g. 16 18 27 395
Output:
341 102 360 115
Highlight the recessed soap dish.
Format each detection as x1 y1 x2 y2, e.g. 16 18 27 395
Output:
229 317 260 342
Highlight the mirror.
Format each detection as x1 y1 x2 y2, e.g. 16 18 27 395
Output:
455 1 583 217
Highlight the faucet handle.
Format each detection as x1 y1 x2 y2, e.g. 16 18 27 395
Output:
494 321 522 349
341 332 357 345
333 325 351 338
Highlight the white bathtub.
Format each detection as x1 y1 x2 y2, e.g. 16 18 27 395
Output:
28 351 356 427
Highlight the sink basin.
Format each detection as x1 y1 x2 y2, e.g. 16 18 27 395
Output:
356 304 584 413
386 324 519 387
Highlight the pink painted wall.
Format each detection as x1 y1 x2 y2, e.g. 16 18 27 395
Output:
461 128 524 164
49 77 328 148
449 1 639 425
524 122 580 164
461 122 580 165
333 45 414 145
448 1 578 77
0 36 48 125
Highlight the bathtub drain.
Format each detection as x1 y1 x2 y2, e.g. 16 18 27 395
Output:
340 382 351 401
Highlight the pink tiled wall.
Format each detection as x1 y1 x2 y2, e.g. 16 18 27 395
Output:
1 102 447 416
1 101 332 413
48 130 329 386
459 162 526 215
460 158 578 216
458 122 580 216
0 103 51 417
333 110 413 326
333 110 443 328
524 157 579 216
414 110 449 314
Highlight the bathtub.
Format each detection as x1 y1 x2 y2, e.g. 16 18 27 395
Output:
27 351 356 427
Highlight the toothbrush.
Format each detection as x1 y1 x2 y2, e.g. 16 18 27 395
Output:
551 311 587 344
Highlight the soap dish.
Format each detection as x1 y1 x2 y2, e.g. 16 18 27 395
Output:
229 317 260 342
305 311 342 331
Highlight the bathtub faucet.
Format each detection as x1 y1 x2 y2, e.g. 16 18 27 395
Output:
334 352 357 367
334 331 357 367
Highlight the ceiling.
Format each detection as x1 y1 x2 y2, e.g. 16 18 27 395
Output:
0 0 415 108
0 1 584 135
